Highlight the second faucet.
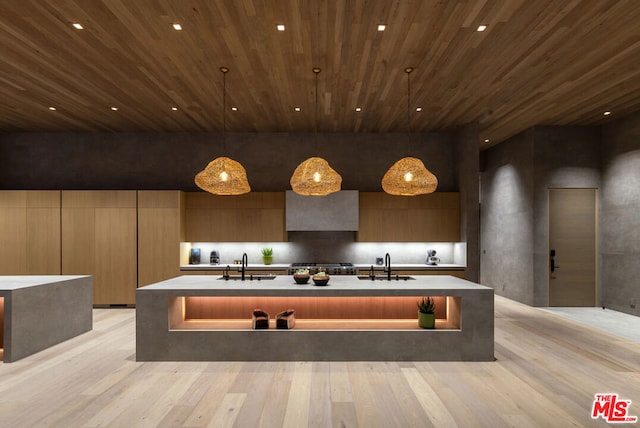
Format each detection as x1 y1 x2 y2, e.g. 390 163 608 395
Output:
384 253 391 281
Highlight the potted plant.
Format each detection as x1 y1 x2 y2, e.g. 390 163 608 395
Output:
293 268 310 284
261 247 273 265
312 270 330 286
417 296 436 329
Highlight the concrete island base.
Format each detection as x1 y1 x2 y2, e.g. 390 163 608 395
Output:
1 275 93 362
136 275 494 362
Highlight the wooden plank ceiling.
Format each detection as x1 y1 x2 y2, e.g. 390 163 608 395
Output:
1 0 640 147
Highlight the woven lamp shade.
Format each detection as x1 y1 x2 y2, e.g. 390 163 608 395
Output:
194 156 251 195
290 157 342 196
381 157 438 196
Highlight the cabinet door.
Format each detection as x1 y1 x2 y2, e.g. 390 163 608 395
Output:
61 207 95 276
408 192 460 241
0 191 61 274
358 192 459 242
185 192 285 242
0 203 27 274
62 191 137 305
95 207 137 304
137 191 183 287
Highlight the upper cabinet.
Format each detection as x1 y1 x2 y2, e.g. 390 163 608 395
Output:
183 191 458 243
184 192 286 242
357 192 460 242
0 191 61 275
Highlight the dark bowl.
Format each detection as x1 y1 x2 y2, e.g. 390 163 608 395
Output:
312 277 330 286
293 275 310 284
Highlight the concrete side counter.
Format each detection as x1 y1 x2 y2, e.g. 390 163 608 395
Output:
0 276 93 362
136 275 494 362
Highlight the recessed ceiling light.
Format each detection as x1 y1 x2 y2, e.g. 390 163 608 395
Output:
294 107 301 112
171 107 178 111
72 23 83 30
276 24 285 31
172 23 182 31
110 107 118 111
415 107 422 112
484 139 490 143
355 107 362 112
231 107 238 111
603 111 611 116
477 25 487 32
48 106 56 111
378 24 386 31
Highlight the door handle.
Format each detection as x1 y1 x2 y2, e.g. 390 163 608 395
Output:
549 249 559 273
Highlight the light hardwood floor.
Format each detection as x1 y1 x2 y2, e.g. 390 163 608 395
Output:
1 295 638 427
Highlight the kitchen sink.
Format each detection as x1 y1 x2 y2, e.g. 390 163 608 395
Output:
357 275 415 281
217 274 277 281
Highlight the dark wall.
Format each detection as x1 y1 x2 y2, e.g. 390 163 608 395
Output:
0 132 456 192
481 125 603 306
480 129 536 304
601 111 640 316
455 123 480 282
531 126 601 306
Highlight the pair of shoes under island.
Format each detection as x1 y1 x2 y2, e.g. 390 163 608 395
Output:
252 309 269 329
275 309 296 329
252 309 296 329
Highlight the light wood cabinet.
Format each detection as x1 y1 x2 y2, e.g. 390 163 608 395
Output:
357 192 460 242
61 191 137 305
185 192 286 242
137 191 184 287
0 191 61 274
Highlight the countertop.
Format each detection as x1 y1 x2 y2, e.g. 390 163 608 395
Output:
139 274 487 297
0 275 90 291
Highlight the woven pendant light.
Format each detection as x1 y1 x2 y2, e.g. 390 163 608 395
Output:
195 157 251 195
194 67 250 195
382 67 437 196
290 68 342 196
290 156 342 196
382 157 438 195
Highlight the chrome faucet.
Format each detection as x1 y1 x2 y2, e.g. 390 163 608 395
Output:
384 253 391 281
241 253 248 281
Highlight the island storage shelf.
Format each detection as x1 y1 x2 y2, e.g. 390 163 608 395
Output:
136 275 494 361
171 295 460 330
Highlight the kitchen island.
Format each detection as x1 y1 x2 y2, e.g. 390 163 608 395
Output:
1 275 92 362
136 275 493 361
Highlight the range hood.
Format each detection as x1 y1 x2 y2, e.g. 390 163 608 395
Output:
286 190 359 231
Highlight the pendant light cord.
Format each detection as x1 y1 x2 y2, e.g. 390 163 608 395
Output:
407 68 411 134
406 67 413 156
221 67 228 152
313 67 321 152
